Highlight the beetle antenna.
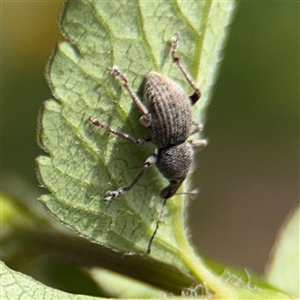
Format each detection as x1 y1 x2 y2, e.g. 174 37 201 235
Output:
146 197 168 254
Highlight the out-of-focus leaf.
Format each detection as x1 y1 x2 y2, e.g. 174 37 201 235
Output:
266 205 300 297
0 261 100 300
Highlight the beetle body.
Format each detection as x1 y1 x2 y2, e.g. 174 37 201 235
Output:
144 72 193 149
142 71 195 198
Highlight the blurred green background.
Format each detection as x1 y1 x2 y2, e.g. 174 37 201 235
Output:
1 0 299 276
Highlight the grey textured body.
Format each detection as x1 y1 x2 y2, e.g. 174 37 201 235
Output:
144 72 193 149
156 142 193 186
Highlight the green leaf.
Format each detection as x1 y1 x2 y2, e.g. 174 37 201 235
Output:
0 261 99 300
35 0 294 297
89 268 163 298
37 0 236 263
265 205 300 297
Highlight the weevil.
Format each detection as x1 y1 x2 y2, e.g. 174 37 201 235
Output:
89 34 207 253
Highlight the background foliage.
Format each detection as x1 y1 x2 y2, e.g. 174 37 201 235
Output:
1 0 299 297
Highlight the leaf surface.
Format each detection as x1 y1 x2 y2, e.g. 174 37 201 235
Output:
37 0 235 267
0 261 98 300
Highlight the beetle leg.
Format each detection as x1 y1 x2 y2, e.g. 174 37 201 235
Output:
104 154 157 201
88 117 149 145
170 34 201 105
189 121 204 136
108 67 151 126
188 139 207 149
